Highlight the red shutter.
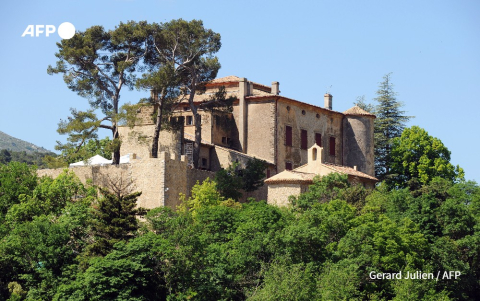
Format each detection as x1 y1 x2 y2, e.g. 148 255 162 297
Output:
286 126 292 146
315 133 322 147
329 137 336 156
301 129 307 149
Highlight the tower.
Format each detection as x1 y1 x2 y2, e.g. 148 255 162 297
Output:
342 106 375 176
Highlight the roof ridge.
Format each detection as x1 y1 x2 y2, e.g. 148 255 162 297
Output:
343 105 376 117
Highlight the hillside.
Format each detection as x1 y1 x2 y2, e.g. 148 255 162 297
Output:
0 130 51 153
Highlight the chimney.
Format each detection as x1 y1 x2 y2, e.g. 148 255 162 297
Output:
238 78 248 152
324 93 332 110
271 81 280 95
248 81 254 96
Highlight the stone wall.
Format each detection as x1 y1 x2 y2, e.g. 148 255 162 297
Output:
242 184 268 202
267 183 306 207
38 152 213 210
118 125 183 160
246 100 276 163
276 99 344 172
210 145 261 171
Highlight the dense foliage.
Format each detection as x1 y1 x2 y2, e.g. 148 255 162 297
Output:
389 126 464 187
0 149 55 169
1 161 479 300
215 158 267 201
373 73 413 180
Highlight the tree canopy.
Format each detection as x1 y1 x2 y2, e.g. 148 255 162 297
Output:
1 161 479 299
389 126 464 187
48 21 150 164
372 73 412 180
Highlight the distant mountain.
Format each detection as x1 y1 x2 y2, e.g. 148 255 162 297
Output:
0 131 52 153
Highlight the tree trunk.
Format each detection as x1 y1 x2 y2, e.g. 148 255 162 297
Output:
112 125 120 165
193 111 202 169
151 99 164 158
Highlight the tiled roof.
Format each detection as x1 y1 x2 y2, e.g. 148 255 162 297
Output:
247 95 344 116
214 145 275 165
209 75 241 83
208 75 272 91
175 76 343 116
264 170 316 184
265 162 377 185
321 163 378 181
343 106 376 117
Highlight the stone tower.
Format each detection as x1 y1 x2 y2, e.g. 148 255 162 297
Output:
342 106 375 176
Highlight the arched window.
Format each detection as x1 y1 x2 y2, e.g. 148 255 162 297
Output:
312 147 317 161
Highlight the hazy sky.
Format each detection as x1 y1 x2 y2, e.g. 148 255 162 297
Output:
0 0 479 181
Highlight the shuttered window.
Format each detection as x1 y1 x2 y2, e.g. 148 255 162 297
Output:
301 129 308 150
285 126 292 146
329 137 336 156
315 133 322 147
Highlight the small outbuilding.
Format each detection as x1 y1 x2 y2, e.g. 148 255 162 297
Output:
265 144 377 206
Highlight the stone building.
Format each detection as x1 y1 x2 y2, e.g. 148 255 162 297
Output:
265 144 377 206
118 75 377 206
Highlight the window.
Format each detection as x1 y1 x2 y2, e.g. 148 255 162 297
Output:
266 169 271 178
301 110 306 115
301 129 308 149
186 116 193 125
221 137 231 145
285 126 292 146
201 158 208 168
316 113 320 119
329 137 336 156
315 133 322 146
286 161 293 170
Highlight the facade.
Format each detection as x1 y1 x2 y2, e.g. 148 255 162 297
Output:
38 75 377 208
119 75 377 206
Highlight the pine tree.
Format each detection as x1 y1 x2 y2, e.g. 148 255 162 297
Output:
87 187 143 256
373 73 412 180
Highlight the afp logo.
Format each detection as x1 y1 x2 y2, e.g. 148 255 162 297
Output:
21 22 75 39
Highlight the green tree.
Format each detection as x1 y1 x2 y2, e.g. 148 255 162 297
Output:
147 19 222 168
4 170 91 224
248 261 317 301
136 66 183 158
215 162 244 201
44 136 114 168
373 73 412 180
0 162 38 220
55 233 172 301
0 150 12 164
87 188 144 256
389 126 464 187
289 173 369 211
355 95 375 113
48 21 150 164
178 178 239 215
215 158 267 200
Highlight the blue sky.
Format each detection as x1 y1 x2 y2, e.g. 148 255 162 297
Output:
0 0 479 182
